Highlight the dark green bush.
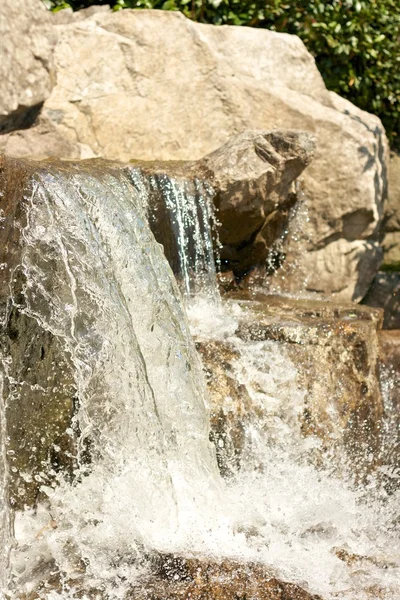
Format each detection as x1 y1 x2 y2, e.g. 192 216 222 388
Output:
44 0 400 149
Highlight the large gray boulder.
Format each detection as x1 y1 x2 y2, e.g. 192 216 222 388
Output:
0 0 56 133
0 9 389 300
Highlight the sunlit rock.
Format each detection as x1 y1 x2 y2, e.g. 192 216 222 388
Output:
0 8 387 300
202 130 315 276
0 0 56 134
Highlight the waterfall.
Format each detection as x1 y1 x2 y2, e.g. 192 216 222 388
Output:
1 159 399 600
128 168 220 303
2 162 223 594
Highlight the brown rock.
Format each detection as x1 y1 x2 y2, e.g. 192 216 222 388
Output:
128 129 316 281
196 294 384 478
201 130 315 275
0 116 84 160
18 556 324 600
382 151 400 268
0 154 78 508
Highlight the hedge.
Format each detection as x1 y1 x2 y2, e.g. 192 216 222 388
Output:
44 0 400 150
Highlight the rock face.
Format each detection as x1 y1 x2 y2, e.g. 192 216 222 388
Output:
382 152 400 268
202 130 315 275
0 0 56 134
121 129 316 281
197 295 384 478
0 8 388 300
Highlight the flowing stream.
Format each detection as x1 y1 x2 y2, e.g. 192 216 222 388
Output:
0 162 399 599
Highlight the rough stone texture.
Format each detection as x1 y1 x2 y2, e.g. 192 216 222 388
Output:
0 117 84 160
382 152 400 267
0 8 386 300
363 272 400 329
0 0 56 134
19 556 324 600
197 295 384 478
201 130 315 274
51 4 111 25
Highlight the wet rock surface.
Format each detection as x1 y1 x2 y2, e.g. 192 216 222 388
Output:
378 329 400 487
18 556 324 600
197 295 384 478
0 155 78 508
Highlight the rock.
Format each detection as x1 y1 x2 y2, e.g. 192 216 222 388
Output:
51 4 111 25
196 294 384 478
140 557 324 600
201 130 315 274
382 231 400 267
196 340 251 477
18 556 324 600
125 129 316 281
363 272 400 329
386 153 400 231
1 8 386 300
267 238 383 303
0 0 56 133
382 152 400 268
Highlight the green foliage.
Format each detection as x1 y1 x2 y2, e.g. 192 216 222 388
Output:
44 0 400 149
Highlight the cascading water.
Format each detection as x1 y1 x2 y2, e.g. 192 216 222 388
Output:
0 159 399 600
1 162 225 596
128 168 219 303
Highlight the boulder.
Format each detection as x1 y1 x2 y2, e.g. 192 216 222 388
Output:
120 129 316 280
197 295 384 478
0 116 84 160
0 0 56 133
201 130 315 274
1 8 387 300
